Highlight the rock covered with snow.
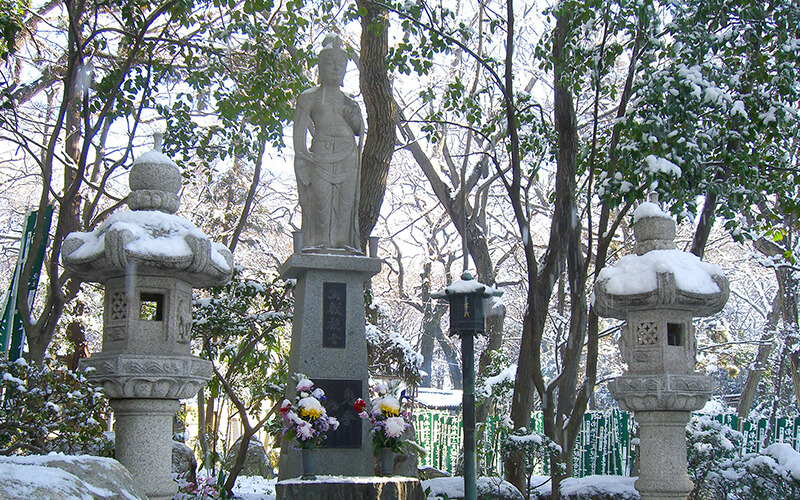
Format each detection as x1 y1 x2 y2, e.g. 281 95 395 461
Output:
423 476 524 500
0 454 147 500
418 465 450 480
224 436 273 478
172 440 198 478
559 475 639 499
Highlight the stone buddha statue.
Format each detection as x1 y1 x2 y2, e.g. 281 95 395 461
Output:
293 34 364 253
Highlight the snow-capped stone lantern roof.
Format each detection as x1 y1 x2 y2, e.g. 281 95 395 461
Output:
62 134 233 287
594 193 728 320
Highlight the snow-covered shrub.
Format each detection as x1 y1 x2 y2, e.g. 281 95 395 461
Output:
476 350 516 405
738 444 800 499
365 323 423 384
502 428 565 494
686 415 800 500
686 414 743 499
476 350 516 475
0 357 108 456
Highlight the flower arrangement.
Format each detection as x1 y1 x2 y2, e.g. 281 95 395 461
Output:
354 383 412 453
280 374 339 449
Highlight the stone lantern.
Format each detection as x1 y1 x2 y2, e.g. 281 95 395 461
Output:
62 134 233 499
594 194 728 500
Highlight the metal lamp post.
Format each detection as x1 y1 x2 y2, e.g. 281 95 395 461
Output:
434 272 502 500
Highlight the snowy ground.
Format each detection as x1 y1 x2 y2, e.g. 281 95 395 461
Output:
231 476 277 499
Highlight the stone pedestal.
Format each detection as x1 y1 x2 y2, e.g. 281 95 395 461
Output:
111 398 179 500
276 475 425 500
278 252 381 479
634 411 694 500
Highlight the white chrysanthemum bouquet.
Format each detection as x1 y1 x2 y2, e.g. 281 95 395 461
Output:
354 383 413 453
280 374 339 449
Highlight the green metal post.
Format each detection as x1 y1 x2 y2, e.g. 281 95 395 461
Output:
463 330 476 500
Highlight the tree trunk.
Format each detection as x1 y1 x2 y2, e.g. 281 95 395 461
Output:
419 261 448 387
737 236 794 421
737 294 781 422
198 389 209 466
23 5 83 364
65 300 88 371
690 191 718 258
506 2 578 494
357 0 396 250
439 332 463 390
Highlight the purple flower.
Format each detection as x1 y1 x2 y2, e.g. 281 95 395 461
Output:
296 378 314 392
296 421 314 440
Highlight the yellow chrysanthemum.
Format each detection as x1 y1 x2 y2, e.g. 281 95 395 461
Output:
301 407 323 419
380 402 400 417
297 396 325 420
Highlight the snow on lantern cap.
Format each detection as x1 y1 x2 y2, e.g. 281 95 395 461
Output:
128 132 182 214
432 271 503 337
432 271 503 298
632 192 677 256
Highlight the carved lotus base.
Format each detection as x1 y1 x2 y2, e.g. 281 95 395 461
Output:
608 372 714 412
81 353 211 399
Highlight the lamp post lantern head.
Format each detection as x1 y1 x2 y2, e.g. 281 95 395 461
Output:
433 271 503 337
432 270 502 500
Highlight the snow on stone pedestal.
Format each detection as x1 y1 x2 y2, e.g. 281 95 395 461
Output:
593 194 729 500
62 135 233 499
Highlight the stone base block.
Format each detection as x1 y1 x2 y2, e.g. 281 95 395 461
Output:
276 476 425 500
279 253 381 478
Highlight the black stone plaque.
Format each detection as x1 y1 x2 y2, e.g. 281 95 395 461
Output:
322 282 346 348
315 378 362 449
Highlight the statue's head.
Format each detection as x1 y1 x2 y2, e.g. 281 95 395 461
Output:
318 34 348 87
